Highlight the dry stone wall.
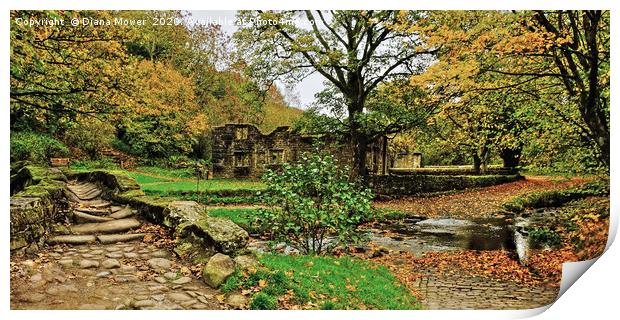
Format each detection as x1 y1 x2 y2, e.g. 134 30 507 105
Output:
10 164 70 252
368 174 523 198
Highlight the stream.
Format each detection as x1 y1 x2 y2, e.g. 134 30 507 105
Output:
367 208 562 264
248 210 560 265
367 217 517 256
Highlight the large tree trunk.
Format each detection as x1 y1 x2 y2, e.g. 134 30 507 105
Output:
499 146 522 168
480 148 488 175
581 10 610 168
534 10 609 169
472 152 481 174
347 83 369 178
349 112 368 178
352 133 368 177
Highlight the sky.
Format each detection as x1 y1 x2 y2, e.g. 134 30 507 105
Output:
188 10 324 110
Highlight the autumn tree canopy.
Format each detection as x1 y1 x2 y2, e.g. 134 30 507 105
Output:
9 10 609 174
10 10 299 162
407 10 609 172
235 10 438 177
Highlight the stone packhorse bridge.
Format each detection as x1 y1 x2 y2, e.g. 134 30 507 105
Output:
10 163 253 309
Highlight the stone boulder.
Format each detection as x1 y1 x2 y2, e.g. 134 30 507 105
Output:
169 201 249 259
74 170 141 194
202 253 235 288
234 254 260 270
164 201 204 228
195 216 249 254
226 294 248 309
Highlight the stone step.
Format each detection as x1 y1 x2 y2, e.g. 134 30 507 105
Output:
74 211 114 223
110 206 124 213
71 188 99 197
70 181 96 187
109 207 135 219
88 201 112 208
66 191 82 203
47 235 97 245
74 198 104 204
76 189 103 201
67 183 98 194
74 207 110 216
97 233 146 244
70 218 142 235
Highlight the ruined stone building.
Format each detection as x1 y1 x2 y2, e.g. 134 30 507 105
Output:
211 124 395 178
392 152 422 169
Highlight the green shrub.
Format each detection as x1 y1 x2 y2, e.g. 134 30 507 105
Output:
10 131 69 163
257 150 373 254
250 292 278 310
110 139 135 156
389 165 514 176
529 227 562 247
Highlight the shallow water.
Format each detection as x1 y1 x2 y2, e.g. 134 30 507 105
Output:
367 217 517 256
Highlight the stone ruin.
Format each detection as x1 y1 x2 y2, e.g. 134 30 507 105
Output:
392 152 422 169
211 123 411 178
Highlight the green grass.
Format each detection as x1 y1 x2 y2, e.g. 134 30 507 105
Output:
206 208 259 230
133 166 195 179
68 163 265 200
140 179 265 192
223 254 419 310
132 166 265 204
126 172 171 184
127 166 265 193
145 191 261 205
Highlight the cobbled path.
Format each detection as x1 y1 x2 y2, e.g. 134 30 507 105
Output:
11 241 222 310
11 180 224 310
411 272 559 310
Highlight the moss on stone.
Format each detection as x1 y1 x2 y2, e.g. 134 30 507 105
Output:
173 233 216 264
15 180 66 198
194 216 249 254
72 169 140 193
119 189 146 199
24 165 67 183
11 164 67 195
10 163 70 252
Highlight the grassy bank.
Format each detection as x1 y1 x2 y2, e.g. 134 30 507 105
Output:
222 254 419 310
502 180 608 213
69 162 265 203
207 208 260 231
